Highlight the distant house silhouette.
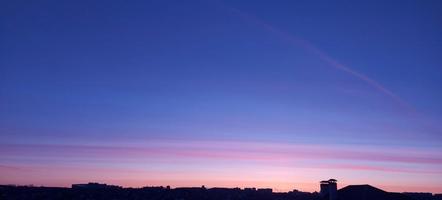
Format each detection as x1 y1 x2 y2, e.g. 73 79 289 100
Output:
257 188 273 194
72 182 121 190
403 192 434 200
337 184 412 200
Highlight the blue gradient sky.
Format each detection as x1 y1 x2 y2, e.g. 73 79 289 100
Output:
1 0 442 192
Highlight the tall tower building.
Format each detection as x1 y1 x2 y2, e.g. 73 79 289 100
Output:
328 179 337 200
319 179 338 200
320 180 329 197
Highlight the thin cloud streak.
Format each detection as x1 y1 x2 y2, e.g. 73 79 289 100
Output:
223 5 415 113
2 141 441 166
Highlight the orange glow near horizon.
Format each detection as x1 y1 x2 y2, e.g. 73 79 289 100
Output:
1 139 441 193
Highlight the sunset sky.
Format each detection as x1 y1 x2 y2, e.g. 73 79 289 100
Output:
1 0 442 193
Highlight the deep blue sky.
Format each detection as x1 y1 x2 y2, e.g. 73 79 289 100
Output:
1 0 442 191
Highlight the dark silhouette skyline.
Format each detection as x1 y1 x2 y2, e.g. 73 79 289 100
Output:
1 180 442 200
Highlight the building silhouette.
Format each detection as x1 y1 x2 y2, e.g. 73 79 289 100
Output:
319 179 337 200
72 182 121 189
2 180 442 200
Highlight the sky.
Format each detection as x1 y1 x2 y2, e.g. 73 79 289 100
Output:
1 0 442 193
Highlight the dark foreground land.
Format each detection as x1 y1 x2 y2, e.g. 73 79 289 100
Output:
1 184 441 200
0 185 314 200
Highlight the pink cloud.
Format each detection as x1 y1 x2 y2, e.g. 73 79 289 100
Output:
1 141 441 165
